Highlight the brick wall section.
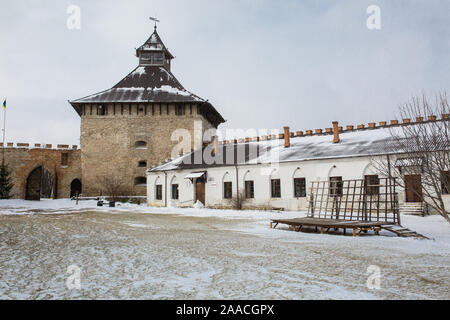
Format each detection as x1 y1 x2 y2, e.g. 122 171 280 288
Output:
3 147 81 199
80 103 216 196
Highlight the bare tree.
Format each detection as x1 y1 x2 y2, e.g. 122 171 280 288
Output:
229 190 247 210
373 92 450 223
95 175 130 202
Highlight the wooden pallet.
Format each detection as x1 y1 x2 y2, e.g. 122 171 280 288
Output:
270 217 429 239
270 218 394 237
380 225 429 239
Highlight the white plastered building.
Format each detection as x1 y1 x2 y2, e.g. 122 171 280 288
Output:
147 117 450 214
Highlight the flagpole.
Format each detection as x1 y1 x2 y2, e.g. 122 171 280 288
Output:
2 100 5 163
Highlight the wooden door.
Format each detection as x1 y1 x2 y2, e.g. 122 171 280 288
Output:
405 175 423 202
196 181 205 205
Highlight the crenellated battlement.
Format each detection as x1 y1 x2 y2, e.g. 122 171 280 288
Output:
0 143 79 150
218 113 450 145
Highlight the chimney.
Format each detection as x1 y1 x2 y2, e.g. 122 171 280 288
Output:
283 126 290 148
332 121 340 143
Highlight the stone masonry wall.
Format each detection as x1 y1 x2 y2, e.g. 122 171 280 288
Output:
2 145 81 199
80 103 216 196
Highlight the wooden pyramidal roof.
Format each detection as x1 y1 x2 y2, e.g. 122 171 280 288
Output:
69 26 225 128
135 26 174 59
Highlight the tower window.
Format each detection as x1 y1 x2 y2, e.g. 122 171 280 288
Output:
138 160 147 167
134 177 146 186
61 153 69 166
140 52 165 65
176 105 184 116
98 105 106 116
135 141 147 149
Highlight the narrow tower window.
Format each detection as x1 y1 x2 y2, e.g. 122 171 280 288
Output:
135 141 147 149
134 177 147 187
138 160 147 167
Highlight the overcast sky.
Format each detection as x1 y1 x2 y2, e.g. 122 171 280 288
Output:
0 0 449 145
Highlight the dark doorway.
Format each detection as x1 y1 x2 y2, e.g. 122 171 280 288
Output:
25 166 54 200
195 180 205 205
70 179 82 198
405 174 423 202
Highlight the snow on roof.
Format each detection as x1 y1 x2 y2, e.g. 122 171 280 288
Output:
70 66 204 104
136 29 174 58
149 125 407 172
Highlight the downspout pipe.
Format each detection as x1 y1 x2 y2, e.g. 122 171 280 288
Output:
164 171 168 207
235 165 239 202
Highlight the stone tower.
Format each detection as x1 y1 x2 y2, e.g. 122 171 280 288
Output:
69 26 225 196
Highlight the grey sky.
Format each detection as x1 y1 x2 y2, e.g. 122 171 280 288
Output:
0 0 449 145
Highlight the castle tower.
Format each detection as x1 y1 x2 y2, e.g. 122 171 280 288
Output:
69 26 225 196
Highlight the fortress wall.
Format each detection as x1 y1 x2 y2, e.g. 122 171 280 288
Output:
1 144 81 199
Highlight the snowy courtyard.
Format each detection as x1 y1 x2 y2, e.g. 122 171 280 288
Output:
0 199 449 300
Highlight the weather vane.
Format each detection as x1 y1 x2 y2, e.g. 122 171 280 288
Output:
149 17 160 29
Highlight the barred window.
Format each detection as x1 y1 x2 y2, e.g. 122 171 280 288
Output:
224 182 232 199
245 181 254 199
364 175 380 196
329 176 343 197
171 184 179 200
155 185 162 200
294 178 306 197
271 179 281 198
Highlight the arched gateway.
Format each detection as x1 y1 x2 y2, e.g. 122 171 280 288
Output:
25 166 55 200
70 179 82 198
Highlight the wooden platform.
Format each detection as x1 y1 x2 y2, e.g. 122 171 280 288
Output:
270 217 395 236
270 217 428 238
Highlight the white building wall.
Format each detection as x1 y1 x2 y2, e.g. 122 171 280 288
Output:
147 155 450 213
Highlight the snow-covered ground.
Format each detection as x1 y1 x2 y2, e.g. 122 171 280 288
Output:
0 199 449 299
